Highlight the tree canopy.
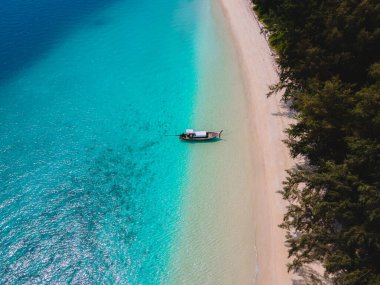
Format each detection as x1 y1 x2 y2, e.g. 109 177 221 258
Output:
252 0 380 283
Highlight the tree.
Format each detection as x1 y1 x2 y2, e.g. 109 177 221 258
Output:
252 0 380 283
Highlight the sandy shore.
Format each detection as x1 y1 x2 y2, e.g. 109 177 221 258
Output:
169 0 295 284
218 0 294 283
169 0 258 283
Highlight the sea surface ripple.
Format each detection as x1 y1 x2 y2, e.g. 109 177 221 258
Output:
0 0 200 283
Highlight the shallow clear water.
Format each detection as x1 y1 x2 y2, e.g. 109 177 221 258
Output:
0 0 201 283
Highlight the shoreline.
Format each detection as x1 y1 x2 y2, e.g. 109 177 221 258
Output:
218 0 294 283
168 0 258 283
168 0 295 283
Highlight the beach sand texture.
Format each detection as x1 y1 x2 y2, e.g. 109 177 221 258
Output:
219 0 294 283
170 0 294 284
169 0 257 283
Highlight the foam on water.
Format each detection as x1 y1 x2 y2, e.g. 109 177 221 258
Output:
0 0 202 283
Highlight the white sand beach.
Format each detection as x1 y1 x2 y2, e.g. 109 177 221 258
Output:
169 0 294 284
218 0 294 283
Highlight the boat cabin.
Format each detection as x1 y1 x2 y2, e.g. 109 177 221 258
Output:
185 129 207 138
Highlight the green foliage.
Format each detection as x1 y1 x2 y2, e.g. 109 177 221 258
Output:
253 0 380 283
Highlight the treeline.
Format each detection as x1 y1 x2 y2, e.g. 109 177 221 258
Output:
251 0 380 284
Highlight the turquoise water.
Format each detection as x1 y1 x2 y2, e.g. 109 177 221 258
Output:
0 0 201 283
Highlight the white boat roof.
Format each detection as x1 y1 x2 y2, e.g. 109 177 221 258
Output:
194 131 207 137
185 129 207 137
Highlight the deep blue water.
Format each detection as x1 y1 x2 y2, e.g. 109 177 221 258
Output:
0 0 123 82
0 0 200 283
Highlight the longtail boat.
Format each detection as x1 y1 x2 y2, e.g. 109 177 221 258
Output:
179 129 223 141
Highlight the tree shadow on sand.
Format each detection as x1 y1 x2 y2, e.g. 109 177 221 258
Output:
292 265 332 285
271 98 297 119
